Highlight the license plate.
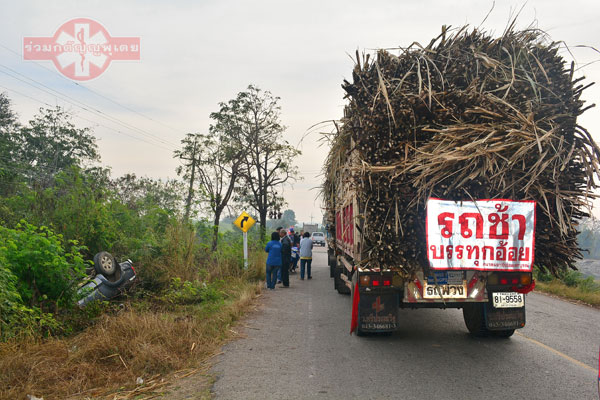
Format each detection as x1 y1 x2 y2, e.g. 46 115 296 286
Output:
426 271 464 285
492 292 524 308
423 283 467 299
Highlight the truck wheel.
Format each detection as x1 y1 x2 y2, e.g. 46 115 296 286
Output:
335 267 351 295
491 329 515 338
462 303 490 337
328 252 336 278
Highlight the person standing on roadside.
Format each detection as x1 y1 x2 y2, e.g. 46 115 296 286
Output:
265 231 282 290
299 232 313 280
275 226 284 283
290 228 301 272
279 229 291 287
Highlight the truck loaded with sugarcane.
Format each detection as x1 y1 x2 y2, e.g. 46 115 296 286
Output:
324 25 600 337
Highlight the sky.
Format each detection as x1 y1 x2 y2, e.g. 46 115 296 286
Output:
1 0 599 224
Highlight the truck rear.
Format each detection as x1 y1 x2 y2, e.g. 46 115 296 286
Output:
323 26 600 338
329 194 535 337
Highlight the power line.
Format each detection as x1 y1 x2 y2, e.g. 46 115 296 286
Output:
0 67 177 151
0 42 187 136
0 84 174 151
0 63 179 148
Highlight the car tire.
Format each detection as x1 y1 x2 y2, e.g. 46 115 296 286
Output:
94 251 117 276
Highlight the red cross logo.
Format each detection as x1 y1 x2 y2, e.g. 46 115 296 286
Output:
372 296 384 314
23 18 140 81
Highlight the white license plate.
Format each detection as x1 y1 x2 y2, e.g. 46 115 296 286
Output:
423 283 467 299
492 292 524 308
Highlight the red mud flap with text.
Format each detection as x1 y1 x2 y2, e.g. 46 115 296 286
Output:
484 301 526 330
358 293 399 332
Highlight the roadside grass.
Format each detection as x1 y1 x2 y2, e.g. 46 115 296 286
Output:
534 267 600 307
535 279 600 307
0 252 266 400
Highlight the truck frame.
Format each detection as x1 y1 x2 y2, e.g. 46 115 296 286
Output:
327 175 533 338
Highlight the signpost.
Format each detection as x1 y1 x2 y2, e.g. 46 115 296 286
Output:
233 211 256 269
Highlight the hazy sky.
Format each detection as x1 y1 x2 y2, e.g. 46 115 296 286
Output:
1 0 599 224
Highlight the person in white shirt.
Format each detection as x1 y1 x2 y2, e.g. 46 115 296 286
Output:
299 232 313 280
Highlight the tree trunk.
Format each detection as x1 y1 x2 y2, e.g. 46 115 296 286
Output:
212 210 221 251
184 146 198 221
259 208 267 241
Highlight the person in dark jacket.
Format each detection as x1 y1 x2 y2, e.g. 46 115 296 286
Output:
279 229 291 287
290 228 301 271
265 231 282 289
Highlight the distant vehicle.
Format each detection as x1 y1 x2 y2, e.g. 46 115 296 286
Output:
77 251 136 307
303 223 318 234
311 231 326 246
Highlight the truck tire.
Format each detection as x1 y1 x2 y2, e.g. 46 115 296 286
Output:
462 303 490 337
491 329 515 338
328 251 336 278
334 267 351 295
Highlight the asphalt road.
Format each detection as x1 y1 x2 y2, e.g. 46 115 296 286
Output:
211 247 600 400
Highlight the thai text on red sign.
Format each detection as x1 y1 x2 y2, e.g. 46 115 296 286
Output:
426 199 536 272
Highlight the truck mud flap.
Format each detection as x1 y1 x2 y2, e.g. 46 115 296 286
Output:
359 293 399 332
484 303 526 331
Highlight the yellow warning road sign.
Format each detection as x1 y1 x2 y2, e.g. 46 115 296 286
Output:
234 211 256 233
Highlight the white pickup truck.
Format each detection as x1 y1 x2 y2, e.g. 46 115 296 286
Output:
311 232 326 247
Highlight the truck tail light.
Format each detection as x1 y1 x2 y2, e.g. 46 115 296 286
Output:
359 275 370 287
520 274 531 285
407 281 422 301
487 274 498 285
383 280 391 286
372 278 380 287
493 273 532 287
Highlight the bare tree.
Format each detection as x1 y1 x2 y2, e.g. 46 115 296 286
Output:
210 85 300 239
174 134 200 220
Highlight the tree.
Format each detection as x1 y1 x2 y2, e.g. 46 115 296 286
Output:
174 134 201 220
268 208 297 230
175 132 241 250
0 93 24 196
111 173 183 215
210 85 300 239
18 106 99 188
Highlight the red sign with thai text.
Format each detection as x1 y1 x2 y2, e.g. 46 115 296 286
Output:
426 199 536 272
23 18 140 81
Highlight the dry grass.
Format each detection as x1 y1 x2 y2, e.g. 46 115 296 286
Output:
0 278 262 400
535 280 600 307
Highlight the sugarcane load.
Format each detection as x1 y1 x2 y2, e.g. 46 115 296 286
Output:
323 24 600 337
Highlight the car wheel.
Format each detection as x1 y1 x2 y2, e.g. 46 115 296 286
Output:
94 251 117 276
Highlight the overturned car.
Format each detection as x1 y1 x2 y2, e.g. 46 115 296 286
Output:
77 251 136 307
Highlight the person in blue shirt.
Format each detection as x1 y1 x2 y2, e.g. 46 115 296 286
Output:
265 231 283 289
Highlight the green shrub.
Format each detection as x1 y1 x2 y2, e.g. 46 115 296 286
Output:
578 276 600 293
164 278 224 305
0 221 87 309
0 263 63 340
560 270 583 287
533 266 554 282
